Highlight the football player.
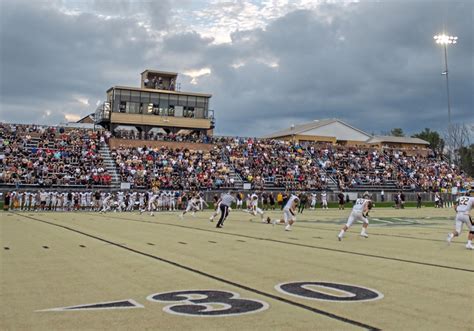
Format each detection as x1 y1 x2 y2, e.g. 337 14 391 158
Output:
272 194 300 231
447 191 474 249
338 192 373 241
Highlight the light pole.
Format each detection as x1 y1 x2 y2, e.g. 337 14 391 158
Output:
433 34 457 160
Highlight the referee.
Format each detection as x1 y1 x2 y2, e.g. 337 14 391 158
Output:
216 191 236 228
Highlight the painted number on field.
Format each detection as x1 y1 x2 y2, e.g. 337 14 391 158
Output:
276 282 383 302
147 290 269 317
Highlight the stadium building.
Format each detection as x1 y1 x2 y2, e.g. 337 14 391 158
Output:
95 69 215 138
264 118 429 150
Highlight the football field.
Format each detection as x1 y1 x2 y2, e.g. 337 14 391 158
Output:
1 207 472 330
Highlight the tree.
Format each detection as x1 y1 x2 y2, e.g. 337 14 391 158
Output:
445 123 471 165
458 144 474 177
412 128 445 155
390 128 405 137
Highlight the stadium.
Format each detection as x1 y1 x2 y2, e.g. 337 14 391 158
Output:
1 1 473 331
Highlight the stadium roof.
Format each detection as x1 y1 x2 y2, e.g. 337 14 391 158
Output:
367 135 429 145
140 69 178 77
263 119 431 146
263 118 372 141
77 113 95 124
106 85 212 98
59 122 97 130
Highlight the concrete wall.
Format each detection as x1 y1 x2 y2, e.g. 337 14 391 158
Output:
109 138 215 151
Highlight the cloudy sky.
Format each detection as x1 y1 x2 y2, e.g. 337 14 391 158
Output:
0 0 472 137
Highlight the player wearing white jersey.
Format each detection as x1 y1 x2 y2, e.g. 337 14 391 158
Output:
17 192 24 211
96 192 104 211
27 191 35 211
245 194 252 210
116 191 125 212
198 194 208 211
9 191 16 209
167 192 173 210
46 192 53 210
310 193 317 210
273 194 299 231
447 193 474 249
39 190 48 210
23 191 31 211
127 192 137 211
146 191 154 210
85 192 93 210
100 193 113 213
170 192 177 211
159 192 166 211
146 193 159 216
248 193 265 222
50 192 58 211
321 191 328 209
57 192 64 211
78 192 85 210
138 192 146 210
338 193 373 241
180 194 199 219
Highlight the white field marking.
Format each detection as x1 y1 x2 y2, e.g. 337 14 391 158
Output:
302 285 356 298
36 299 144 312
354 220 391 227
392 218 420 224
371 218 394 224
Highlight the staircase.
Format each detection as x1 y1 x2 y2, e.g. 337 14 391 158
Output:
322 170 339 191
221 149 244 188
304 147 339 192
99 143 120 188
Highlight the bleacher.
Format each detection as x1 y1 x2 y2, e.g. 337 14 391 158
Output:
0 123 469 192
0 124 112 189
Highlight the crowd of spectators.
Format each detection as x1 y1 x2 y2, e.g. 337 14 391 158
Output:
0 123 470 192
114 129 213 143
0 123 111 187
143 76 175 91
390 151 466 192
111 145 234 190
223 138 328 191
309 144 401 190
310 144 468 192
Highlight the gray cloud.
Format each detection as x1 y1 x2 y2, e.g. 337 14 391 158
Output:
1 0 472 137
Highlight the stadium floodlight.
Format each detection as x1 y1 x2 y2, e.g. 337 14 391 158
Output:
434 33 458 160
434 35 458 44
